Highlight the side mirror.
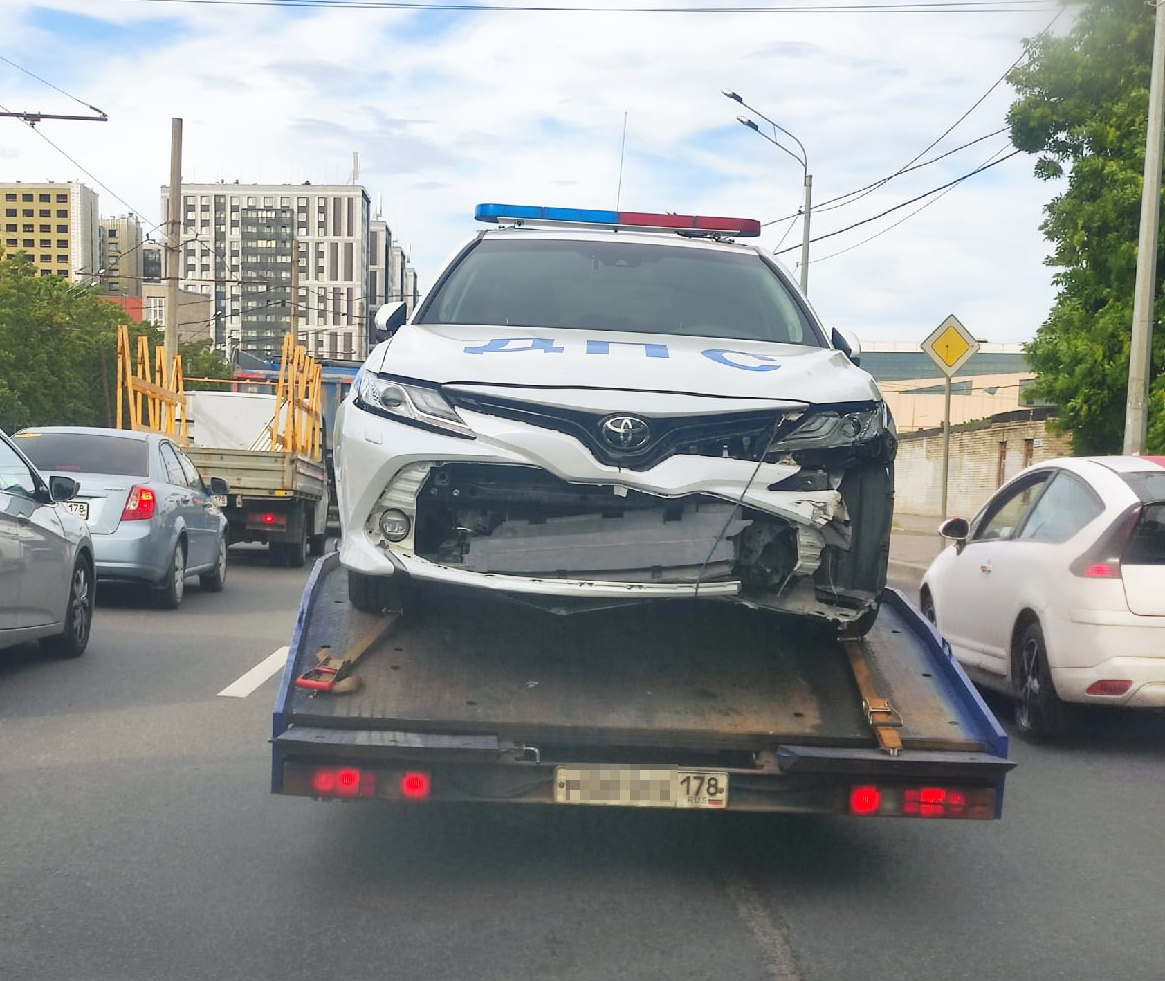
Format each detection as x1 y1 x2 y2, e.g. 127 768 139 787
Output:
374 301 408 341
208 476 230 496
831 327 862 366
49 475 80 503
941 514 969 538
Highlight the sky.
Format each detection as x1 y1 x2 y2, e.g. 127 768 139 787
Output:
1 0 1074 347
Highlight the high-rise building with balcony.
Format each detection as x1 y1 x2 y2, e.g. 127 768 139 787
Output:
160 181 418 362
1 180 99 284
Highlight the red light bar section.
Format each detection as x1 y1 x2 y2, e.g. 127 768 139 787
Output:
617 211 761 237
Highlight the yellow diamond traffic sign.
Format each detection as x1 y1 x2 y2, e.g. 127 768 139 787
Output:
922 314 979 377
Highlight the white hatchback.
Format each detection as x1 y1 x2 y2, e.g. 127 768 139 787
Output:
335 204 898 634
921 456 1165 737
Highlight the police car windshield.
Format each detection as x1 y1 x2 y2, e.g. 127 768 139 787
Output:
417 238 823 346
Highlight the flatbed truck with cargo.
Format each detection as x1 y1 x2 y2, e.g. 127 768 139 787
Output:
272 557 1013 819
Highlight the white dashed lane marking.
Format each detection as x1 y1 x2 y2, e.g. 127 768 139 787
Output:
218 647 289 698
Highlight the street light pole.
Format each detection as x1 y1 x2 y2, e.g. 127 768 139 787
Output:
723 90 812 294
800 172 812 295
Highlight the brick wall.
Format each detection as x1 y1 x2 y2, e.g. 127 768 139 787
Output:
894 410 1073 518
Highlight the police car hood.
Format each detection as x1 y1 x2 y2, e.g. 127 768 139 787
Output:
368 324 881 404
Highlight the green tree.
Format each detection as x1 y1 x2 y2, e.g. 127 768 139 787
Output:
0 250 160 431
1008 0 1165 453
181 337 231 391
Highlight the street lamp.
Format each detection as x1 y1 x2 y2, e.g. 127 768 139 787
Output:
723 90 812 294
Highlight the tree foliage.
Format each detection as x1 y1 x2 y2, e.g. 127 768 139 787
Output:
1008 0 1165 453
1 251 238 435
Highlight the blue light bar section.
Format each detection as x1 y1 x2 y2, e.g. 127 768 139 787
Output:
475 203 620 225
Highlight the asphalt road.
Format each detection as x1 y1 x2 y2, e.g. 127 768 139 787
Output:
2 546 1163 981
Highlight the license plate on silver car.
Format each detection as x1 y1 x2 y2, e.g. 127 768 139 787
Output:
554 767 728 809
63 500 88 520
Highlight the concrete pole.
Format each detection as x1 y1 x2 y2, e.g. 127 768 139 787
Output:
1124 1 1165 455
800 172 812 295
164 118 183 365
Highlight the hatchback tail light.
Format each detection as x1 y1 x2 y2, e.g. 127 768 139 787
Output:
120 485 157 521
1069 503 1142 579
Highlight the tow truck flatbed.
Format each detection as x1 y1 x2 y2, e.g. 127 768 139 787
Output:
272 554 1012 818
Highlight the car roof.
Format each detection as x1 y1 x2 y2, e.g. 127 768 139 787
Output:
19 425 154 442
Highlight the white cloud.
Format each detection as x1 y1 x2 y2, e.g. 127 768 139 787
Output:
2 0 1067 344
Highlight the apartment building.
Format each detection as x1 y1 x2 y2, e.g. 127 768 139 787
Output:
99 214 144 297
160 181 408 362
1 180 100 284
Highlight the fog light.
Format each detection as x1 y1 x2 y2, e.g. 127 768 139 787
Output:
379 508 411 542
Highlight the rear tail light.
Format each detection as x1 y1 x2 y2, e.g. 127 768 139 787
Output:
292 765 430 801
120 485 157 521
849 784 996 819
310 767 376 798
400 772 432 801
1070 503 1143 579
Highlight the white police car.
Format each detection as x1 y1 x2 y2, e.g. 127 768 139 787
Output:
335 204 897 634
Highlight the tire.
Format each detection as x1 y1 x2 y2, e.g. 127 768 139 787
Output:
42 555 94 658
920 588 937 625
308 533 327 557
1014 619 1069 739
348 569 402 614
199 534 228 592
840 603 880 638
154 541 187 610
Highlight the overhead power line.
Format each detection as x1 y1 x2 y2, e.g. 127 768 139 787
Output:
129 0 1059 11
775 148 1022 254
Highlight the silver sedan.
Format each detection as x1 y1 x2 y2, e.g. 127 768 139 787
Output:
15 427 230 609
0 427 95 656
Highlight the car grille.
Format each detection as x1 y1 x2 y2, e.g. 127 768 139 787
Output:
446 391 781 471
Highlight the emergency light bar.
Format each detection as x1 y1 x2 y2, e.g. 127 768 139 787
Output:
474 203 761 237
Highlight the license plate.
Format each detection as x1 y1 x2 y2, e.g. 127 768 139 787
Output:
63 500 88 520
554 767 728 809
213 495 228 508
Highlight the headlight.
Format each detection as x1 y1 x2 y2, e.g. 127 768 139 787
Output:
768 404 886 454
354 373 474 439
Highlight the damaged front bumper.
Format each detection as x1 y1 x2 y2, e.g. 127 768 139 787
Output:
335 391 896 626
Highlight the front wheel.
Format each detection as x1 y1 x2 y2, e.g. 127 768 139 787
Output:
348 570 403 614
920 588 936 625
42 556 94 658
1014 620 1069 739
154 541 187 610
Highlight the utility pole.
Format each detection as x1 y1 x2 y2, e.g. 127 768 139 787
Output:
165 118 183 365
799 173 813 295
1124 1 1165 454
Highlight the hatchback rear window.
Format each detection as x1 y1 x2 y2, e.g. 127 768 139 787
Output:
1124 502 1165 566
1120 470 1165 503
15 432 149 477
418 238 821 346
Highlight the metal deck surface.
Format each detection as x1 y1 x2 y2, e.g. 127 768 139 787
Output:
284 557 986 754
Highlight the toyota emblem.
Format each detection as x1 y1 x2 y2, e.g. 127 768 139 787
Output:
599 414 651 451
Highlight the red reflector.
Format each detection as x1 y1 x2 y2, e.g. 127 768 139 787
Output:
919 787 947 805
849 785 881 815
1086 679 1132 696
400 771 431 801
1083 562 1120 578
121 485 157 521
